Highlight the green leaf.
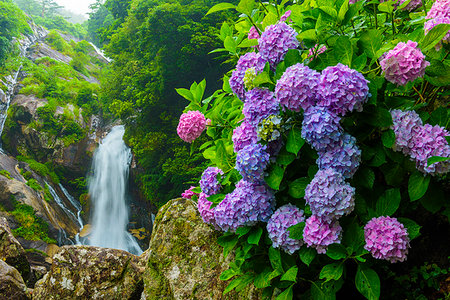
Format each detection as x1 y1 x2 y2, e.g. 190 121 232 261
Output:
355 167 375 189
224 36 237 54
288 177 310 198
248 227 263 245
276 285 294 300
397 217 421 240
326 244 347 260
299 247 316 266
420 24 450 52
427 156 450 167
238 38 259 48
236 0 255 15
288 222 305 240
176 88 194 101
429 106 449 127
334 36 353 66
280 266 298 282
217 234 239 258
311 281 336 300
286 127 305 155
297 29 317 41
319 6 338 19
191 186 202 193
262 12 279 29
320 263 344 282
223 274 254 294
363 106 393 127
378 1 394 13
236 226 251 237
220 268 238 281
269 247 283 272
408 171 430 201
276 148 296 166
206 2 236 15
208 193 226 204
355 265 381 300
284 49 302 67
375 188 401 216
265 164 285 190
381 129 395 148
338 0 349 23
420 181 446 213
254 269 273 288
359 29 383 59
253 70 273 85
425 60 450 87
352 53 367 71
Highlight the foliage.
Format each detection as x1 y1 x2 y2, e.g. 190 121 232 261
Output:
0 169 12 179
177 0 450 298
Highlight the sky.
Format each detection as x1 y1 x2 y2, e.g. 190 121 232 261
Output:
55 0 96 16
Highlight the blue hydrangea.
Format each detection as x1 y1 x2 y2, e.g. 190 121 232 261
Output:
199 167 224 195
259 22 299 68
317 63 370 116
214 180 276 232
232 121 258 153
317 134 361 178
236 143 270 182
243 88 280 127
229 52 267 100
275 63 320 112
267 204 305 254
305 169 355 222
301 106 343 151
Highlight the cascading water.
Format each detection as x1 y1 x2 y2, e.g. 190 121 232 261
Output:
88 125 142 255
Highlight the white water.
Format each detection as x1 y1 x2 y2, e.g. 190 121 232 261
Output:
59 183 85 244
88 126 142 255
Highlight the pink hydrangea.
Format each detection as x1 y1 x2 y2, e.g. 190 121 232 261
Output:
424 17 450 50
177 111 206 143
248 26 260 40
197 193 217 227
391 109 423 155
426 0 450 19
280 10 291 22
380 41 430 86
364 216 410 263
303 215 342 254
308 44 327 60
181 186 198 200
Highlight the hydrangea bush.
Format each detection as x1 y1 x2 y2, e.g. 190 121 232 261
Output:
176 0 450 298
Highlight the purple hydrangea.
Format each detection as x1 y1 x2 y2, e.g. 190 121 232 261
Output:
243 88 280 127
267 204 305 254
398 0 422 11
258 22 299 68
236 143 270 181
305 169 355 222
426 0 450 19
197 193 217 227
317 133 362 178
301 106 343 151
280 10 291 22
308 44 327 60
303 215 342 254
391 109 423 155
364 216 410 263
214 180 275 232
424 17 450 50
380 41 430 86
317 63 370 116
177 111 206 143
275 63 320 112
181 186 198 200
232 121 258 153
229 52 267 100
200 167 224 195
248 26 260 40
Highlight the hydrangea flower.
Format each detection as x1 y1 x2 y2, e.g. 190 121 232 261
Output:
380 41 430 86
229 52 267 100
232 121 258 153
398 0 422 11
236 143 270 181
181 186 198 200
317 63 370 116
243 67 257 90
424 17 450 50
305 169 355 222
214 180 275 232
364 216 410 263
391 109 423 155
301 106 343 151
317 133 361 178
303 215 342 254
267 204 305 254
200 167 224 195
177 111 206 143
280 10 291 22
197 193 217 227
248 26 260 40
243 88 279 127
259 22 299 68
275 63 320 112
308 44 327 60
257 115 285 142
426 0 450 19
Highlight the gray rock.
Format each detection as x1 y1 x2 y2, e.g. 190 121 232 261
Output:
0 260 30 299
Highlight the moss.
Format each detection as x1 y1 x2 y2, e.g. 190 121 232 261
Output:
26 178 43 191
25 248 49 257
0 169 12 179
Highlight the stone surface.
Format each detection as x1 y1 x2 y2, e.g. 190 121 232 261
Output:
0 260 30 299
142 198 261 300
32 245 145 299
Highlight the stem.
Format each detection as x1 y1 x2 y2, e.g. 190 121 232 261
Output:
258 0 269 13
362 65 381 74
421 0 427 16
391 11 396 35
351 19 356 36
373 4 378 29
247 16 261 35
413 86 425 103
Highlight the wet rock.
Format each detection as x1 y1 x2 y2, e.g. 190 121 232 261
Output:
142 198 260 300
33 245 145 299
0 260 30 299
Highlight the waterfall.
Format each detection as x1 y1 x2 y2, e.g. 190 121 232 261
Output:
88 125 142 255
0 67 21 150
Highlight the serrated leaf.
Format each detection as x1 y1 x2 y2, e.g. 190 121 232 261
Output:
359 29 383 59
286 126 305 155
338 0 349 23
299 247 316 266
288 222 305 240
284 49 302 67
277 148 296 166
217 234 239 258
427 156 450 167
206 2 236 15
238 38 259 48
288 177 309 198
298 29 317 41
269 247 283 272
375 188 401 216
281 266 298 282
236 226 251 237
276 285 294 300
355 265 380 300
326 244 347 260
334 36 353 66
397 217 421 240
220 268 238 281
253 70 273 85
265 164 285 190
248 227 263 245
320 263 344 282
420 24 450 52
311 281 336 300
408 171 430 201
381 129 396 148
236 0 255 15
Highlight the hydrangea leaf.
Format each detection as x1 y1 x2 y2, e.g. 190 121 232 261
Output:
223 274 254 294
326 244 347 260
397 217 421 240
355 265 380 300
319 263 344 282
286 126 305 155
310 280 337 300
358 29 383 59
280 266 298 282
375 188 401 216
217 233 239 258
248 227 263 245
269 246 283 272
288 177 310 198
236 0 255 16
334 36 353 66
427 156 450 167
288 222 305 240
276 284 294 300
381 129 395 148
265 164 285 190
408 171 430 201
419 24 450 52
299 247 316 266
206 3 236 15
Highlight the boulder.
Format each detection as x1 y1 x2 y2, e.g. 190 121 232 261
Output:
142 198 260 300
0 260 30 299
32 245 145 299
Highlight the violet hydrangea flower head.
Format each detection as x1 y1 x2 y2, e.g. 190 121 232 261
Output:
177 111 206 143
214 180 275 232
181 186 198 200
236 143 270 181
305 169 356 222
308 44 327 60
197 193 217 227
229 52 267 100
243 88 280 127
301 106 343 151
303 215 342 254
317 133 362 178
364 216 410 263
275 63 320 112
398 0 422 11
426 0 450 19
258 22 299 68
391 109 423 155
267 204 305 254
280 10 291 22
317 63 370 116
200 167 224 195
248 26 260 40
424 17 450 50
380 41 430 86
232 121 258 153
